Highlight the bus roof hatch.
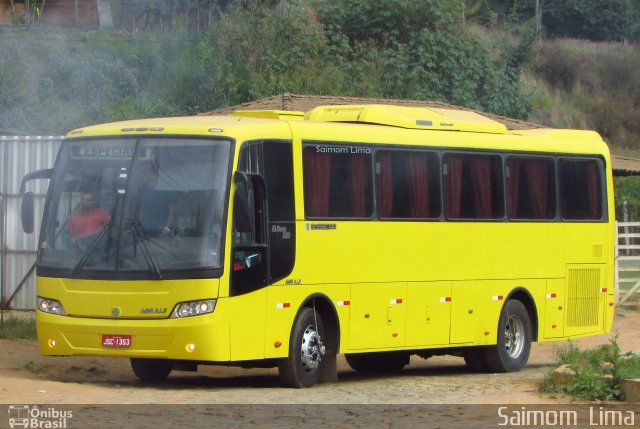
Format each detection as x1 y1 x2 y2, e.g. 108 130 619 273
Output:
305 104 508 134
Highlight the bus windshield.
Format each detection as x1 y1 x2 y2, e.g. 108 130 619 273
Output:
39 137 231 278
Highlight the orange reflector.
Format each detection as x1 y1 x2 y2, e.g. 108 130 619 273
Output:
552 324 557 329
484 331 490 336
274 341 282 348
392 333 398 337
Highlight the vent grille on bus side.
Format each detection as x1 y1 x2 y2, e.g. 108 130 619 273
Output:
566 267 601 327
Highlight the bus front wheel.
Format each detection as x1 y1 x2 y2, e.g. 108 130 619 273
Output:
278 307 327 388
130 358 174 382
484 299 532 372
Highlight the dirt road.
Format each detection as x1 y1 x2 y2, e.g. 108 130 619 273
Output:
0 309 638 428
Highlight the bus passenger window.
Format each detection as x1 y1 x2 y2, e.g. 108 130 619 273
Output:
376 150 441 219
443 153 504 220
303 145 373 218
506 157 556 220
559 159 603 220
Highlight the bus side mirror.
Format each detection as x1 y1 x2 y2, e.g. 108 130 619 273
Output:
234 171 254 233
20 168 52 234
21 191 35 234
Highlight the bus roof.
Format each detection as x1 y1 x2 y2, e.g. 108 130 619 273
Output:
304 104 508 134
65 105 607 156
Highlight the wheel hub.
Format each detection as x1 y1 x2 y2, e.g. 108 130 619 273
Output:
300 325 326 372
504 314 525 358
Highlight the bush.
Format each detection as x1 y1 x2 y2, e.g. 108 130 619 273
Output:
542 337 640 401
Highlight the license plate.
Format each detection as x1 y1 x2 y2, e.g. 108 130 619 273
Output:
102 335 131 348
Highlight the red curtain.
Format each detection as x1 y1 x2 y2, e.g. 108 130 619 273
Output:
444 156 463 218
408 154 429 218
304 151 331 217
525 159 549 219
471 157 492 218
350 154 367 217
506 159 521 218
377 153 393 218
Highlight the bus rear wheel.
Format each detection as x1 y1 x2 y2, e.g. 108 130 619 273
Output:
278 307 327 388
344 353 372 372
463 347 490 372
484 299 532 372
130 358 174 382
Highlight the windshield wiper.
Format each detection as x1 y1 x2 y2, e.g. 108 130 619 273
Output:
71 226 110 276
131 220 163 279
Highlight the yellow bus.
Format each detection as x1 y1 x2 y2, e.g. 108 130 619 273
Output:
21 104 616 388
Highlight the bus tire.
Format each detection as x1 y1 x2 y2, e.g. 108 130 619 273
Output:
484 299 532 372
344 353 372 372
278 307 327 388
365 352 409 372
130 358 174 382
463 347 490 372
345 352 408 373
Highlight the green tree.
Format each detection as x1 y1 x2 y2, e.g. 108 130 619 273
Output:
543 0 636 41
318 0 465 46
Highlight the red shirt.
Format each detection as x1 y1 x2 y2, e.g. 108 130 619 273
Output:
67 208 111 240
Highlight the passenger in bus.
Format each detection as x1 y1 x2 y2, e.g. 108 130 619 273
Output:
136 162 175 237
67 192 111 248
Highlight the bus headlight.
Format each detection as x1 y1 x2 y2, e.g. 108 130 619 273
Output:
171 299 216 318
37 297 67 316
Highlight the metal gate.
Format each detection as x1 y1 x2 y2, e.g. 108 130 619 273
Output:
616 221 640 306
1 136 62 310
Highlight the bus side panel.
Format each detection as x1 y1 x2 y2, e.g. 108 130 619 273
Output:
229 288 267 361
544 278 566 339
348 283 407 350
405 281 451 347
449 281 478 344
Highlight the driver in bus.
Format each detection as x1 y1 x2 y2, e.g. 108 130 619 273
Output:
135 161 175 237
67 191 111 249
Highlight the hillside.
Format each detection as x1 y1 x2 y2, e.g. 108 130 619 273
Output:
0 2 638 160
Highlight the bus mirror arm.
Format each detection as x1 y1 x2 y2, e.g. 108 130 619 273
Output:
20 168 53 234
234 171 254 233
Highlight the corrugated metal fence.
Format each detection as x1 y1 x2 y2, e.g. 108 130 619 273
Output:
1 136 62 310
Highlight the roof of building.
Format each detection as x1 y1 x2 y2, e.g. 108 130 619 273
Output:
204 93 640 176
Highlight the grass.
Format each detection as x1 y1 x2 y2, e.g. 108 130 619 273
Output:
542 337 640 401
0 316 37 340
